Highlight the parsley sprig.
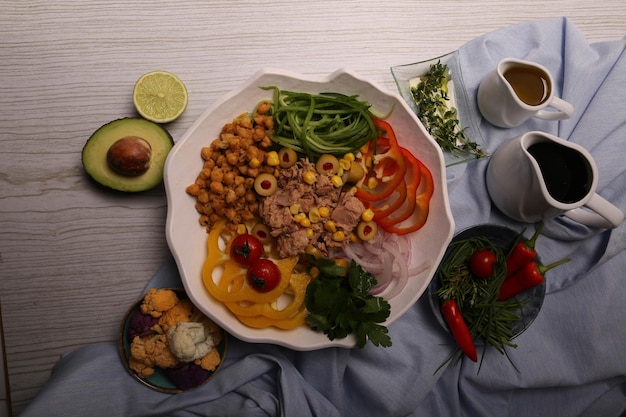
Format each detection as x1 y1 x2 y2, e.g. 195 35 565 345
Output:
304 256 392 348
410 61 487 160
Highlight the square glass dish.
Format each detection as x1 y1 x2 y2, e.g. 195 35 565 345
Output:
391 51 487 166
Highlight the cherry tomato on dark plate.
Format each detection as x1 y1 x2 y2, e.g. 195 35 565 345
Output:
247 259 281 293
230 234 263 266
469 249 497 279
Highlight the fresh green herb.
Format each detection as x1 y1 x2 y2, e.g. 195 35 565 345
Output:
304 256 392 348
410 62 487 160
436 237 527 372
261 86 384 162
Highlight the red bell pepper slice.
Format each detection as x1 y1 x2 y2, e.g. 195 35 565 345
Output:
369 178 408 219
381 156 434 235
376 147 421 228
354 120 406 202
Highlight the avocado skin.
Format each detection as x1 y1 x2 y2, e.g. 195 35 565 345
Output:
82 118 174 192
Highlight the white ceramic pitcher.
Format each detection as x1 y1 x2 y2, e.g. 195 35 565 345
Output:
486 131 624 229
477 58 574 128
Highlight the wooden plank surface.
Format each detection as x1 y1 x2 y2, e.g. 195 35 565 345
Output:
1 1 624 414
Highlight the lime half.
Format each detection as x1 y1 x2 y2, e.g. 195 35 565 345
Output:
133 70 188 123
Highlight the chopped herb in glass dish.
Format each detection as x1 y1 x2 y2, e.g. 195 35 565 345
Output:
410 61 487 162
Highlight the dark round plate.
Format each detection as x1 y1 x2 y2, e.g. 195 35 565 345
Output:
428 224 546 340
118 288 227 393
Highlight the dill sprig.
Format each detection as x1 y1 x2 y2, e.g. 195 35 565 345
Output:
410 61 487 160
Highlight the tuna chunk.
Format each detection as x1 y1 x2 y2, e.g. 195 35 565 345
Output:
258 157 365 257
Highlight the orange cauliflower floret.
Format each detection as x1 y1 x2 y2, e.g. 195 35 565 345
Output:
195 347 221 372
129 355 155 378
140 288 179 318
158 298 195 331
129 334 180 372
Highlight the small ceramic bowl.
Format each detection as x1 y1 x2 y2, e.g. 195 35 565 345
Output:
118 288 227 393
428 224 546 340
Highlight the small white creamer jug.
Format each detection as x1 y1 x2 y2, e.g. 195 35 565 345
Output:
486 131 623 229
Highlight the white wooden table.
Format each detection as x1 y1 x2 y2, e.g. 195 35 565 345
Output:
1 1 624 415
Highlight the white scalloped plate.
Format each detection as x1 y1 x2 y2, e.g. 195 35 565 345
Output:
164 68 455 350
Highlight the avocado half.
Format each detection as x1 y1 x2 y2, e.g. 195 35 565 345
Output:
82 118 174 192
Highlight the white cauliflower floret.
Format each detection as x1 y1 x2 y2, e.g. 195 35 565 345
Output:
166 321 215 362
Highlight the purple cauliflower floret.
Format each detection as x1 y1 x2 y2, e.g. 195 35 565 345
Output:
164 362 210 390
127 310 159 339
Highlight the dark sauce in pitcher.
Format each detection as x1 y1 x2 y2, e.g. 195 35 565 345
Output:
527 141 592 204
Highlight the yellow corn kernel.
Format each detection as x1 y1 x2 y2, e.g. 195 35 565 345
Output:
236 224 248 235
303 171 316 185
348 186 357 196
332 231 345 242
249 157 261 168
289 204 300 215
305 245 322 259
336 167 344 177
293 213 306 222
309 266 320 279
331 175 343 188
266 151 280 166
349 232 360 243
324 221 336 233
299 217 311 228
318 207 330 218
339 158 351 171
308 208 321 223
344 152 355 162
361 208 375 222
367 177 379 189
306 228 314 239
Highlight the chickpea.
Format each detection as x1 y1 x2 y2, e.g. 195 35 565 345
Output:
225 189 237 204
226 152 239 166
223 171 235 186
210 168 223 183
235 184 246 197
186 183 201 196
209 181 224 194
247 167 259 178
203 159 215 170
201 147 212 160
244 190 256 203
197 190 210 204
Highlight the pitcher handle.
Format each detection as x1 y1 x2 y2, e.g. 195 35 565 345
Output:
536 96 574 121
564 193 624 229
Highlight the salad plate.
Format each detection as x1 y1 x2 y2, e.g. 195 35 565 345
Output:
164 67 455 350
429 224 546 340
391 51 486 166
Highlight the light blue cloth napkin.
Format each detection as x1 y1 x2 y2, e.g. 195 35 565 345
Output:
20 17 626 417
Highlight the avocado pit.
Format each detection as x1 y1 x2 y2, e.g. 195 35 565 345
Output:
106 136 152 177
81 118 173 192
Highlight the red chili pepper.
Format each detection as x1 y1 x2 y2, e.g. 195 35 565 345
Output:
506 221 544 277
440 299 477 362
498 257 570 301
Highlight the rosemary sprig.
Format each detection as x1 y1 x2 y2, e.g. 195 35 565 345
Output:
410 61 487 160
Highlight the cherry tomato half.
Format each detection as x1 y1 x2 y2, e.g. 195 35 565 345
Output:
246 259 281 293
469 249 497 279
230 234 263 266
